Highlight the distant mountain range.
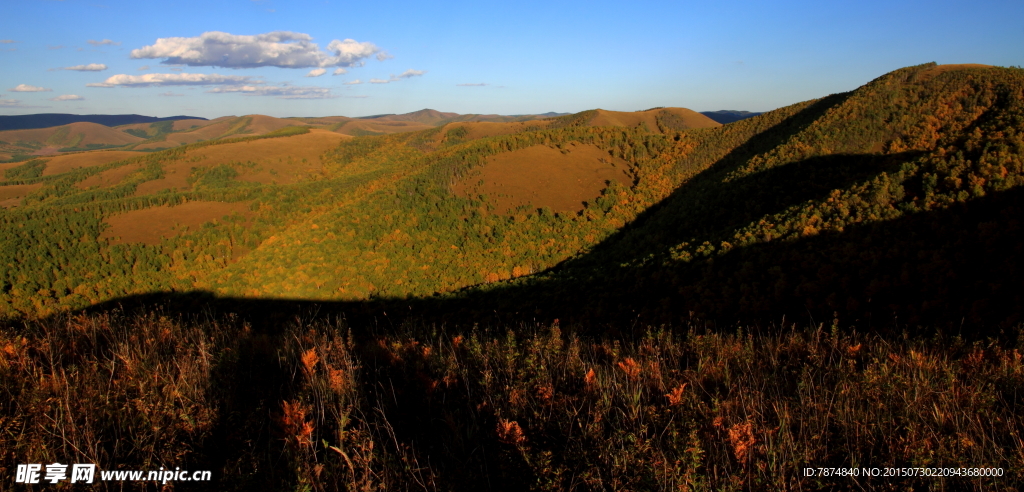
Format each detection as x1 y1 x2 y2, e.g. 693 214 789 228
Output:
0 114 207 132
700 110 764 124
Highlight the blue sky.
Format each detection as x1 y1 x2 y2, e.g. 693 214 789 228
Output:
1 0 1021 118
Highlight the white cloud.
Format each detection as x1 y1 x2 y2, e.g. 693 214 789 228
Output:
88 39 120 46
306 68 326 77
50 94 85 101
130 31 383 69
367 69 426 85
376 52 393 61
458 83 487 87
158 91 184 96
332 68 347 75
138 65 150 71
206 84 334 99
62 63 108 71
394 69 425 79
10 84 52 92
344 79 362 85
87 72 257 87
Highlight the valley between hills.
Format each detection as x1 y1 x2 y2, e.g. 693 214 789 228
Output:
2 63 1022 490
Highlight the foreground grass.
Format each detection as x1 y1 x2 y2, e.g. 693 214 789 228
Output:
1 311 1021 490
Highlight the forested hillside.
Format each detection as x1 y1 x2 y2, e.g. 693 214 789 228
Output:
0 63 1021 334
3 63 1023 491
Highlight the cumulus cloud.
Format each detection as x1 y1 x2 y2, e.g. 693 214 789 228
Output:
50 94 84 101
88 39 120 46
10 84 52 92
332 68 347 75
87 73 257 87
62 63 108 71
344 79 362 85
306 68 326 77
457 83 487 86
206 84 334 99
130 31 384 69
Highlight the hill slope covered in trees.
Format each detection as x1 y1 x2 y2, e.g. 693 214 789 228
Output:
0 63 1020 334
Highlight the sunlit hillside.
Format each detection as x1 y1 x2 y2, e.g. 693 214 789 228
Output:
0 63 1021 333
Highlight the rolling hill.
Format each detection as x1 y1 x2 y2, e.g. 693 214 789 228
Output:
0 63 1020 332
0 113 205 132
2 62 1022 491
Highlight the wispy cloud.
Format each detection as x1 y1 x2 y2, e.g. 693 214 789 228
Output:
0 99 46 108
10 84 52 92
306 68 326 77
158 91 184 96
367 69 426 84
333 68 348 75
394 69 425 79
87 39 120 46
137 65 150 71
0 40 17 44
62 63 108 71
50 94 84 101
130 31 385 69
48 45 64 50
457 83 487 86
206 84 334 99
344 79 362 85
87 73 257 87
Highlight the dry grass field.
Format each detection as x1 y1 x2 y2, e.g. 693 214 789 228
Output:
453 142 633 213
0 183 43 207
588 107 721 132
333 119 435 136
0 122 144 150
133 129 345 195
100 200 253 245
75 163 142 189
40 150 142 176
187 129 348 185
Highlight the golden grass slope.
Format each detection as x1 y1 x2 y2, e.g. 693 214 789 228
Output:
132 115 302 150
133 129 347 195
0 183 43 208
453 142 633 213
41 150 142 176
0 122 145 149
588 108 720 132
100 201 253 246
